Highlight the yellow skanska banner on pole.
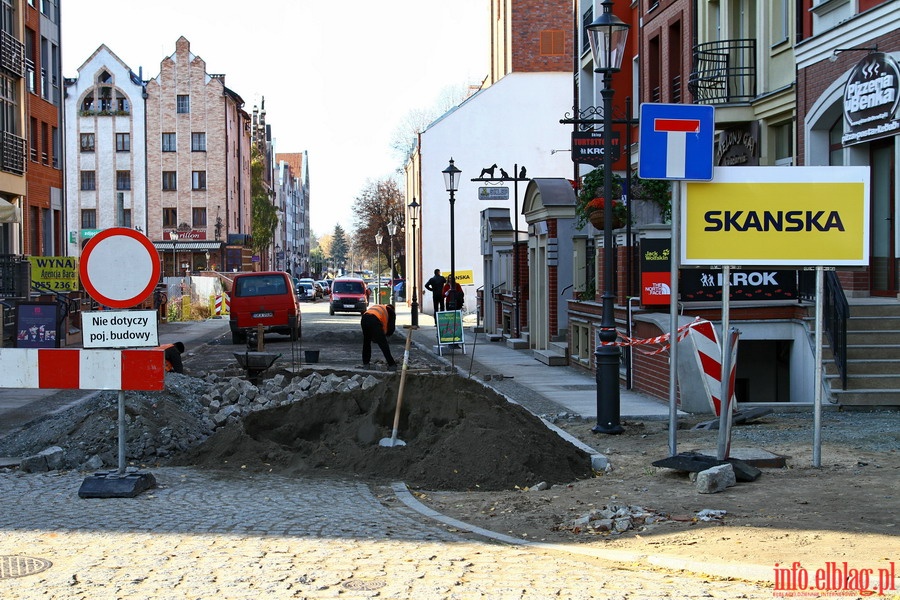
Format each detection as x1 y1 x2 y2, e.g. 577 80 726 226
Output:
681 166 870 267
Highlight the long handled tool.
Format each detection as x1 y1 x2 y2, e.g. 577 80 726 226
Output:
379 325 416 447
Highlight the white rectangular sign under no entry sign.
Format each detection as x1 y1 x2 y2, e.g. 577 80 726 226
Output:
82 310 159 348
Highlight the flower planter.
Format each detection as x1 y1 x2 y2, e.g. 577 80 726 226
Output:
589 210 625 230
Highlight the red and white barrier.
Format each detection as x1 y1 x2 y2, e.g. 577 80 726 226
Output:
688 320 736 416
0 348 165 391
214 294 230 315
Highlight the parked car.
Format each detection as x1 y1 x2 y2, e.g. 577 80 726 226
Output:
296 281 316 302
315 280 331 295
227 271 301 344
329 276 369 315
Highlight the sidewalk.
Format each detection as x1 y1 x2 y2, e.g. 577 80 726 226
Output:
392 303 673 421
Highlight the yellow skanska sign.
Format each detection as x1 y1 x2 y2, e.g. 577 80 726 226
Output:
682 167 869 267
441 270 475 285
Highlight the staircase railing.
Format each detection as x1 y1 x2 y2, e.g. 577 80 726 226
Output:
799 270 849 389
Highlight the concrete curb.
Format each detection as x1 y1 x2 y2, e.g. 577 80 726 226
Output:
391 481 775 584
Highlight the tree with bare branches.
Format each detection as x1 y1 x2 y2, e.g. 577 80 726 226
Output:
352 178 405 280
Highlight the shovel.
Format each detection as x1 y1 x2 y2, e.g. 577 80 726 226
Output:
379 325 416 447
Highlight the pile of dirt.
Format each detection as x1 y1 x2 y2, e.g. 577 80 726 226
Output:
173 374 594 491
0 371 594 492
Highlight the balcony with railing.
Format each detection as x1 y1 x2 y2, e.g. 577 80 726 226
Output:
1 131 26 175
0 30 24 78
688 39 756 105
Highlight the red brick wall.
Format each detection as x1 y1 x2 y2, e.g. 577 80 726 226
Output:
511 0 573 73
547 219 558 336
639 0 691 104
24 3 63 256
515 240 529 334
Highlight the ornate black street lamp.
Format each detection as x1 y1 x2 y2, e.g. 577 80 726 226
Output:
442 158 461 300
170 231 178 277
387 221 398 307
375 231 383 304
587 0 629 434
408 198 420 327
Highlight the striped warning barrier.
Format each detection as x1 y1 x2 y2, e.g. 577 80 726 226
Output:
688 320 737 416
599 317 701 356
214 294 230 315
0 348 165 391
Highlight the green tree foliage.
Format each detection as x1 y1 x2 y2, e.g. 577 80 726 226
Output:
250 145 279 258
352 177 405 278
331 225 349 272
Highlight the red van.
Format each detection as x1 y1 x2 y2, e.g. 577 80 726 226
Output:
228 271 301 344
329 276 369 315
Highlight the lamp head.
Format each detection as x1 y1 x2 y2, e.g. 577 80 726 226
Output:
375 232 383 245
442 158 461 193
586 0 630 74
388 222 398 236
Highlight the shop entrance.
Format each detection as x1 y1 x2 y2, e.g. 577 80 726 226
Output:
870 138 896 296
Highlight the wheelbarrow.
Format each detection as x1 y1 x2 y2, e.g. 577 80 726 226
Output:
234 351 281 385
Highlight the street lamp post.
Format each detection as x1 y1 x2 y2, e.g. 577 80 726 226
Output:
587 0 629 435
170 231 178 277
387 221 398 307
375 232 383 304
408 197 420 327
442 158 461 307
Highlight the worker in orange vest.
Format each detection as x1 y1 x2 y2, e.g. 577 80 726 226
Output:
360 304 396 369
162 341 185 373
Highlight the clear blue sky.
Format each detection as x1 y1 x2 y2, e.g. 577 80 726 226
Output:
61 0 489 237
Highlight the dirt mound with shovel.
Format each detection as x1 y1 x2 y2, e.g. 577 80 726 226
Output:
171 373 594 491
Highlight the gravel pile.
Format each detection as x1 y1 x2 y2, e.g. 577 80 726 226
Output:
0 370 385 472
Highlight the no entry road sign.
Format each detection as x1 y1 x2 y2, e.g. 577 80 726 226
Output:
80 228 161 309
639 103 715 181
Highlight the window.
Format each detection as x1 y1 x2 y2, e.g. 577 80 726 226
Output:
162 171 177 190
116 170 131 190
773 121 793 166
121 208 132 228
176 94 190 113
162 132 176 152
192 170 206 190
829 118 844 166
540 30 565 56
81 95 94 112
80 170 95 191
191 132 206 152
81 209 96 229
192 207 207 227
163 208 177 228
116 132 130 152
29 118 37 160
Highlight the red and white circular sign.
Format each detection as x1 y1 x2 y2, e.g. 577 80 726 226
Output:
79 228 161 309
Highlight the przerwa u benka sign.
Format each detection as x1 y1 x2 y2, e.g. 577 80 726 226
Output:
681 166 869 267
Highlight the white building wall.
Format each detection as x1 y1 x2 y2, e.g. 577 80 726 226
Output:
418 72 574 314
64 46 146 256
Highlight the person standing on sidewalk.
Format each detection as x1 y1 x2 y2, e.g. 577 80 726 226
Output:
360 304 397 369
443 276 464 311
424 269 447 316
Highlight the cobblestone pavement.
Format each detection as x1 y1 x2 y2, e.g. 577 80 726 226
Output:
0 468 777 599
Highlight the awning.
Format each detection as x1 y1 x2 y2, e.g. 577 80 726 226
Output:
152 240 224 252
0 198 20 223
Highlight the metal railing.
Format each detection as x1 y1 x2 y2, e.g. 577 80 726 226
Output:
688 38 756 104
799 270 849 390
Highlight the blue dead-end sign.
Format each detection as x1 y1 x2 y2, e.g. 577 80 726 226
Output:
639 103 715 181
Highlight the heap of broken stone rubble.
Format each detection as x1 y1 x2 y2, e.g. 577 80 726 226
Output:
3 371 382 473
